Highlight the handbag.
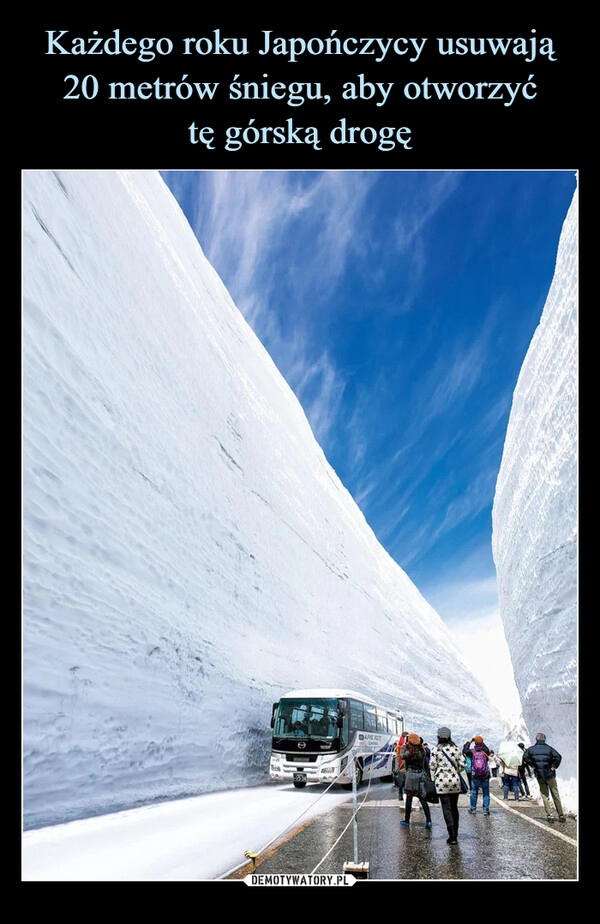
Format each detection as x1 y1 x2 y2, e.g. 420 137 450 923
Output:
394 768 406 789
419 774 439 804
441 748 469 794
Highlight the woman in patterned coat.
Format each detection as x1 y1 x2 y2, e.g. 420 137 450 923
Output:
429 726 466 845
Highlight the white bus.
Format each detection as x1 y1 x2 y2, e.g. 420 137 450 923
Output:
269 688 404 789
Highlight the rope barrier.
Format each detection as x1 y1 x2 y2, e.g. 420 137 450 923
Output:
310 756 373 874
220 752 381 879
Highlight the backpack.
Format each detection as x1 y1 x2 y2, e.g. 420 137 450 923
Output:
472 747 489 779
406 742 425 769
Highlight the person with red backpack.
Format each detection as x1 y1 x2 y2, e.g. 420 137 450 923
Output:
463 735 491 815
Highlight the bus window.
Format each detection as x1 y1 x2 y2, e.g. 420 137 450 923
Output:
376 711 388 733
364 704 377 732
273 696 342 738
275 701 309 735
309 706 337 737
349 700 364 731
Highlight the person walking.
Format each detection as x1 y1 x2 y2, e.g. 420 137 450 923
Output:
517 742 533 798
499 757 521 800
463 735 491 815
429 726 466 845
488 750 499 778
395 730 408 802
398 733 432 830
523 733 566 823
463 742 473 789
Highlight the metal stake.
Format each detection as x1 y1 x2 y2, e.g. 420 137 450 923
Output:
343 757 369 879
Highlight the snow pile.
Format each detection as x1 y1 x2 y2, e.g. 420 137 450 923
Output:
492 187 577 814
23 171 503 829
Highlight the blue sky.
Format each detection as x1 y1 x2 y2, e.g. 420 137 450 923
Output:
160 170 576 642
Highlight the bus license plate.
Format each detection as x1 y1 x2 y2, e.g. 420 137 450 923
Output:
293 773 307 783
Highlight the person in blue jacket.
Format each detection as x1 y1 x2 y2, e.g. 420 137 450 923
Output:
463 742 473 788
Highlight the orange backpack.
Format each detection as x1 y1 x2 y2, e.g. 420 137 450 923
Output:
396 735 406 769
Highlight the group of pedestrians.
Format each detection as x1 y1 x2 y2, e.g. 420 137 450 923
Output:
395 725 566 846
396 725 466 844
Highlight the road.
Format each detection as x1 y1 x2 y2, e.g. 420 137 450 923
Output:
223 777 578 883
21 777 577 883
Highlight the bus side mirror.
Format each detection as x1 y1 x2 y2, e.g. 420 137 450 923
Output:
271 702 278 728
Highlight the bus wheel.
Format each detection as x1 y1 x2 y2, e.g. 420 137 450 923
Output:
293 780 307 788
342 765 363 790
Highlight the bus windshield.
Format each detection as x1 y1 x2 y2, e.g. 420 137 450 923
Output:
273 696 340 739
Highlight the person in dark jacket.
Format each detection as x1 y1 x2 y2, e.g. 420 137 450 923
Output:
399 733 432 830
517 742 533 798
463 736 491 815
523 732 566 823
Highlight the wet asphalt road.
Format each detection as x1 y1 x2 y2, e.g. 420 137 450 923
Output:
225 777 577 883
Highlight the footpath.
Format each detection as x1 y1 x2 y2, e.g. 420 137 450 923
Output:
224 777 577 883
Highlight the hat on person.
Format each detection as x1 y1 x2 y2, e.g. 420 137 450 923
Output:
407 733 420 745
437 726 451 739
536 732 546 742
474 735 483 745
